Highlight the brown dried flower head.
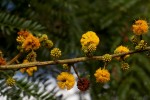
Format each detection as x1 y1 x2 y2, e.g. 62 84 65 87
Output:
77 78 90 91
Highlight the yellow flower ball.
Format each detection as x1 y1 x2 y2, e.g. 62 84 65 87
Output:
114 45 130 60
22 34 40 51
80 31 100 46
94 68 110 83
132 20 149 35
57 72 75 90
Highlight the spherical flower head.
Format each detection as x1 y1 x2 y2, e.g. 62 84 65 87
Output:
57 72 75 90
77 78 90 91
94 68 110 83
6 77 16 86
132 20 149 35
121 62 129 71
80 31 100 46
0 57 6 65
114 45 130 60
50 48 61 59
22 34 40 51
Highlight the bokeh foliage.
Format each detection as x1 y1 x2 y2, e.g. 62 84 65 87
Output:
1 0 150 99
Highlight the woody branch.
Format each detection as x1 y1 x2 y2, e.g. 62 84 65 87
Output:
0 46 150 70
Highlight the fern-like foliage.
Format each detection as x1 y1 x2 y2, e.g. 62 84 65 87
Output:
117 54 150 100
0 12 45 35
0 71 61 100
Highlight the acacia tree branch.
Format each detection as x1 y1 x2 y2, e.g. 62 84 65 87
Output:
0 47 150 70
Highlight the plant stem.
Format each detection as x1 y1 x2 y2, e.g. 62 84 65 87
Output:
0 46 150 70
72 64 80 80
7 52 22 65
103 62 108 69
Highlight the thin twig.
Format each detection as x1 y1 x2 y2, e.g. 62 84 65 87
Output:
7 52 22 65
72 64 80 80
103 62 108 69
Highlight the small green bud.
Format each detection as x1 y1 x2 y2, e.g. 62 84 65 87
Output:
135 40 147 50
39 34 48 42
50 48 62 59
131 35 140 44
102 54 112 62
62 64 69 70
44 40 53 49
135 45 140 50
121 62 129 71
6 77 16 86
87 44 96 53
82 44 96 57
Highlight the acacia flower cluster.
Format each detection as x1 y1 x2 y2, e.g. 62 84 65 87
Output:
17 30 40 52
94 68 110 83
50 48 62 59
39 34 53 49
80 31 99 46
16 30 55 76
22 34 40 51
114 45 130 60
80 31 100 56
57 72 75 90
1 19 150 92
132 19 149 35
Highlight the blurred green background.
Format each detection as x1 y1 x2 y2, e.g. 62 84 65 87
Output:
1 0 150 100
